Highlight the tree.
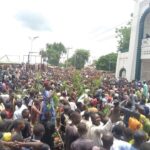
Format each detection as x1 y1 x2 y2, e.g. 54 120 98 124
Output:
68 49 90 69
39 49 47 64
96 52 117 72
116 21 131 52
45 42 66 66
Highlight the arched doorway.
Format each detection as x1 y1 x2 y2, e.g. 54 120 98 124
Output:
119 68 126 78
135 8 150 80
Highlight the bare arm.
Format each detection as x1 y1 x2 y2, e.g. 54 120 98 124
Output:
119 100 140 118
17 141 43 147
31 105 41 115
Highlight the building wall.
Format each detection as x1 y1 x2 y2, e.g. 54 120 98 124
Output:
126 0 142 81
141 59 150 80
116 0 150 81
115 52 129 78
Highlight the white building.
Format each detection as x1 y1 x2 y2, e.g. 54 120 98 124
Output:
116 0 150 81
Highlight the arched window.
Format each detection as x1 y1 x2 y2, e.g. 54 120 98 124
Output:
119 68 126 78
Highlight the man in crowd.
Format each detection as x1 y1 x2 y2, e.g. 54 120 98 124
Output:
71 122 95 150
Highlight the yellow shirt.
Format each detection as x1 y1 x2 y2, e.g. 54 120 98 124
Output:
128 117 143 131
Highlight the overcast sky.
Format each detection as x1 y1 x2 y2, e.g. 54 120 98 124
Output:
0 0 135 62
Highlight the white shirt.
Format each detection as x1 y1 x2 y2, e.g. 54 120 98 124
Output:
69 102 77 111
0 94 9 102
81 119 92 131
0 103 5 111
78 93 88 104
13 104 27 120
111 138 137 150
88 119 112 146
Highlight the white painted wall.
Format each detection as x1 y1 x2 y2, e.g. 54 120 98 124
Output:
115 52 129 78
116 0 150 81
126 0 141 81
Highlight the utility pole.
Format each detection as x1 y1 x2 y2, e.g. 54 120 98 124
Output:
28 36 39 64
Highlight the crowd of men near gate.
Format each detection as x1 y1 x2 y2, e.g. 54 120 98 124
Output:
0 64 150 150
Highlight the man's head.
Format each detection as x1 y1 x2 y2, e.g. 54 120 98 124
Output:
70 111 81 125
63 105 71 115
102 132 113 149
34 99 40 106
112 124 124 140
126 100 132 108
68 97 73 102
83 111 90 121
13 119 25 131
113 99 119 107
134 130 147 147
76 102 83 111
22 109 30 119
137 105 145 115
5 102 12 110
77 122 87 137
33 123 45 139
40 144 51 150
91 113 101 126
15 100 22 108
140 142 150 150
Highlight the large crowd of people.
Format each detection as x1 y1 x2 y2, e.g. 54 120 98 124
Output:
0 64 150 150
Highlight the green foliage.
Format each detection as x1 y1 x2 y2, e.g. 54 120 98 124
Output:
53 93 59 108
58 63 66 68
96 52 117 72
34 72 44 93
39 50 47 58
61 81 69 92
116 21 131 52
39 49 47 63
72 71 84 96
60 72 84 97
68 49 90 69
100 105 111 117
45 42 66 66
91 78 102 94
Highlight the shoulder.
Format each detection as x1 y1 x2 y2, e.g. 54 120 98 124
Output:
66 125 78 135
92 146 101 150
112 139 134 149
65 124 73 131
